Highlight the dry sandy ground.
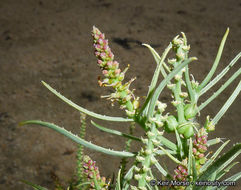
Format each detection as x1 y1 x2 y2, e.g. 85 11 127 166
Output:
0 0 240 189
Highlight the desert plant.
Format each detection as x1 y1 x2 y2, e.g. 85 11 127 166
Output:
20 26 241 190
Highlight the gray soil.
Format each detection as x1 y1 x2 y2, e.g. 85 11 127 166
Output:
0 0 240 189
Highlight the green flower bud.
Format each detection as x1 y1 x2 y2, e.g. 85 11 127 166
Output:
204 116 215 132
145 149 152 155
184 103 198 119
164 115 178 133
134 174 142 180
168 58 177 65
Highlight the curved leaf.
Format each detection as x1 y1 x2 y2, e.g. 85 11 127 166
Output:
20 120 135 157
198 28 229 91
42 81 133 122
91 121 141 142
21 180 48 190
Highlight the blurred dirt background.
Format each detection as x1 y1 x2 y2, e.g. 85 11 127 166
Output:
0 0 240 189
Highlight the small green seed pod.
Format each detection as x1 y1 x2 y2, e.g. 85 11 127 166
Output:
164 115 178 133
183 125 194 138
184 103 198 120
177 124 189 134
177 123 194 138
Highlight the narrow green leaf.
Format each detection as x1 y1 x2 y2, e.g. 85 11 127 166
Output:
199 69 241 112
147 57 197 118
188 139 193 175
148 170 159 190
212 80 241 125
21 180 48 190
200 52 241 95
140 43 172 115
41 81 133 122
20 120 135 157
158 145 182 164
217 171 241 190
152 156 168 177
198 28 229 91
175 129 184 158
146 181 154 190
115 169 122 190
216 161 239 180
143 43 171 79
155 149 177 155
197 143 241 182
184 66 195 102
207 138 222 147
192 156 198 181
201 140 230 173
205 171 216 190
157 135 178 151
122 166 134 190
91 121 141 142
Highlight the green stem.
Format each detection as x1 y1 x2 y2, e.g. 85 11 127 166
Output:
174 79 186 123
147 57 197 118
185 65 196 102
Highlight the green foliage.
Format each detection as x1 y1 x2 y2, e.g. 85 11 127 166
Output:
20 27 240 190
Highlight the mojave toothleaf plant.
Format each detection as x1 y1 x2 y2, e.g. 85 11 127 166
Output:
20 26 241 190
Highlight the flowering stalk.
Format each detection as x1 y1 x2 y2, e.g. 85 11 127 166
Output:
92 26 139 117
192 128 208 172
76 113 87 184
82 155 110 190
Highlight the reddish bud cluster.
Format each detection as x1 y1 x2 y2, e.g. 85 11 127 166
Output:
173 165 188 181
92 26 124 87
193 128 208 166
92 26 139 116
82 155 109 189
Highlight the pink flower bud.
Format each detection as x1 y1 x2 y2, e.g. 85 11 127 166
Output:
102 177 106 183
174 169 180 175
93 34 99 40
197 137 202 143
103 45 109 51
94 44 101 51
98 39 104 45
203 139 207 144
103 39 108 45
108 52 114 59
88 172 93 178
199 153 204 158
193 148 197 154
89 165 94 170
99 33 105 39
115 69 121 75
95 51 100 57
96 173 100 180
178 165 183 171
177 174 183 180
102 70 108 75
107 61 113 67
100 52 106 59
97 60 103 65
